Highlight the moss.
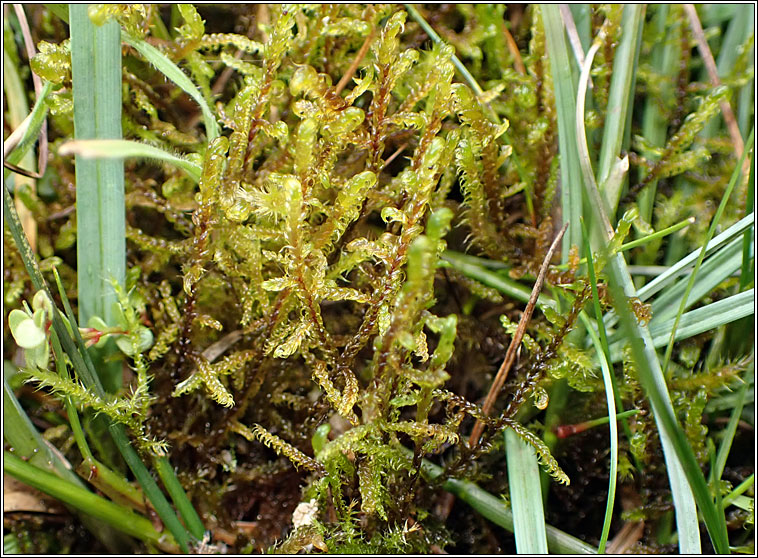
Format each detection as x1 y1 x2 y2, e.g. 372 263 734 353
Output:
5 4 754 553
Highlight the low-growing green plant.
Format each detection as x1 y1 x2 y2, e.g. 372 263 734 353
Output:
3 4 754 554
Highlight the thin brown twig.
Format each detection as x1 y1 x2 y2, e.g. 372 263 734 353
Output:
334 28 376 95
500 20 525 75
468 222 569 447
211 50 243 97
380 141 409 172
683 4 745 165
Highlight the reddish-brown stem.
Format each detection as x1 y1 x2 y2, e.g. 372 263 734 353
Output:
501 20 525 75
683 4 745 165
468 222 568 447
335 28 376 95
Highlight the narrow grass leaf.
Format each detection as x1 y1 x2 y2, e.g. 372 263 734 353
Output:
122 33 220 142
648 289 754 348
4 180 198 552
648 236 747 323
638 5 678 222
573 20 721 548
596 5 645 214
609 289 755 360
154 457 206 539
441 252 557 310
410 449 597 554
581 220 621 553
739 159 755 291
544 4 583 256
662 127 754 373
722 474 755 509
605 255 727 552
4 452 176 551
635 213 754 301
3 375 72 477
505 428 548 554
70 4 125 392
711 378 747 485
4 81 52 164
59 139 202 182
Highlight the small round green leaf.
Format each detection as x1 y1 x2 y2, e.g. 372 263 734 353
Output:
9 310 47 349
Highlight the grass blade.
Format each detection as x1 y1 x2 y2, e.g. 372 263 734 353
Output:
3 39 39 251
662 127 754 374
409 449 597 554
4 451 177 551
581 219 620 553
638 5 679 222
649 289 754 346
3 375 73 478
154 456 206 540
505 429 548 554
635 213 754 301
711 376 748 485
122 32 220 142
441 252 557 310
572 12 725 549
596 5 645 214
4 81 52 164
739 157 755 291
70 4 125 393
648 236 746 323
603 240 728 554
543 4 583 257
59 139 202 182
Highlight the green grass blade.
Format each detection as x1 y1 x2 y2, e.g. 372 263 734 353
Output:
544 4 583 257
4 451 176 551
638 5 678 222
604 254 727 552
504 428 548 554
649 236 747 323
711 378 748 485
702 4 754 138
410 449 596 554
4 370 134 553
154 456 206 540
122 32 219 142
617 217 696 252
554 216 696 271
740 158 755 291
581 219 620 553
573 21 724 547
70 4 125 393
596 5 645 214
108 424 194 551
49 329 94 461
441 252 557 310
3 374 72 477
635 213 754 301
59 139 202 182
4 81 52 166
647 289 754 348
722 474 755 509
42 3 69 23
54 261 199 552
662 128 754 374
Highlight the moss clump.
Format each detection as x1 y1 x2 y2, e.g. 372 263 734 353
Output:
4 4 753 553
